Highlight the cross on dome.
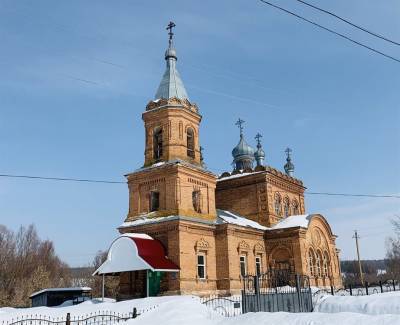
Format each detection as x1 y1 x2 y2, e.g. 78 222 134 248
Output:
255 133 263 147
166 21 176 45
235 118 245 136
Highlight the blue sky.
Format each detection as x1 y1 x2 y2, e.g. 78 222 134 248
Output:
0 0 399 266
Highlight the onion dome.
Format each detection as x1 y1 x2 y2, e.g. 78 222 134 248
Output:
284 147 295 176
254 133 265 167
232 119 255 171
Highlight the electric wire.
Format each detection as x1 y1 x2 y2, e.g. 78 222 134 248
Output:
294 0 400 46
0 173 398 199
258 0 400 64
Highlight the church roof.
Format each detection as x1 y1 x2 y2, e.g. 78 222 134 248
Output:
271 214 312 230
216 209 267 230
154 26 189 101
118 210 267 231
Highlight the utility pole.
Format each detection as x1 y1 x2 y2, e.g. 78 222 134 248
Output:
353 230 364 284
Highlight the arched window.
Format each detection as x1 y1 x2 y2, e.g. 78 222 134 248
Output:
283 197 290 217
323 252 330 277
308 250 315 276
187 128 195 158
153 128 163 160
274 193 282 217
292 200 299 215
192 190 201 213
316 252 322 277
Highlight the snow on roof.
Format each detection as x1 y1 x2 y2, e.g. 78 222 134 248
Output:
271 214 312 230
119 215 180 229
217 171 263 181
30 287 91 298
216 209 268 230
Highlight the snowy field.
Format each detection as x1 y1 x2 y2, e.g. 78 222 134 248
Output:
1 292 400 325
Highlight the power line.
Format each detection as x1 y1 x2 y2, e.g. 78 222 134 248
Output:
0 173 399 199
294 0 400 46
258 0 400 64
0 174 125 184
305 192 400 199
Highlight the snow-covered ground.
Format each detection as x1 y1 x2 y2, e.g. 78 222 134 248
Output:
1 292 400 325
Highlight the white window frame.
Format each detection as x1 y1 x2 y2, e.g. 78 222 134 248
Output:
240 255 247 277
197 253 206 280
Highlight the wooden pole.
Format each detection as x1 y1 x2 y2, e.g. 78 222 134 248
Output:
146 270 149 297
102 274 105 301
353 230 364 284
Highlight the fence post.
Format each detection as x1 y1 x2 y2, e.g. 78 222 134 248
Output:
241 290 246 314
379 281 383 293
254 275 260 312
132 308 137 319
66 313 70 325
295 274 302 312
365 282 369 295
349 284 352 296
330 285 334 296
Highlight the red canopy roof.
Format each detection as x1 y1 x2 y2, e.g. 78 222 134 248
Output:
129 237 179 271
93 234 179 275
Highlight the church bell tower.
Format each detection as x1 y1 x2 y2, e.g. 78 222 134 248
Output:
124 22 217 222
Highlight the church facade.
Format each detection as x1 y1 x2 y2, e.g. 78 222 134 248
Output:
117 24 342 297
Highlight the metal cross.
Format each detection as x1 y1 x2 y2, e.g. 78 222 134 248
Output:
285 147 292 158
235 118 245 135
255 133 263 145
166 21 176 42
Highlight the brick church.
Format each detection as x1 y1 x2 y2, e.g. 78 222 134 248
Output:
113 23 342 297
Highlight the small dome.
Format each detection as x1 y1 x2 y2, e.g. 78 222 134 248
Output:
232 135 255 159
254 147 265 159
165 47 177 60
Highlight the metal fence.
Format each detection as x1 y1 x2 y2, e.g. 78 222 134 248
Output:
201 270 313 316
0 305 159 325
313 279 400 299
242 270 313 313
199 295 242 317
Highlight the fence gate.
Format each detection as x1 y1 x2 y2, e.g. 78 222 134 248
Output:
242 270 313 313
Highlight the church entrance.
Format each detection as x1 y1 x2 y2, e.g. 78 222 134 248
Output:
148 271 163 296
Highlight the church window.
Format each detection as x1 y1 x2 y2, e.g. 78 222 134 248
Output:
308 250 315 276
197 254 206 279
150 191 160 212
274 193 282 216
283 197 290 217
316 252 322 277
292 200 299 215
255 256 262 276
187 128 195 158
192 190 201 213
323 252 330 277
153 128 163 160
240 255 247 277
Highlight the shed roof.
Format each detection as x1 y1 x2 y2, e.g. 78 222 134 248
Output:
30 287 91 299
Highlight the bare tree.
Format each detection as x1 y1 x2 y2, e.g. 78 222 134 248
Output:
386 216 400 277
0 224 71 307
71 251 119 299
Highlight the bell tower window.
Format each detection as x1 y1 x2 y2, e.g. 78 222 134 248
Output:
187 128 195 158
192 190 201 213
150 191 160 212
153 128 163 160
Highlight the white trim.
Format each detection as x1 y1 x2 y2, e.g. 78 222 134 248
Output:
197 253 206 279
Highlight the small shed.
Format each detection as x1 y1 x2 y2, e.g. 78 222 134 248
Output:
29 287 92 307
